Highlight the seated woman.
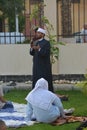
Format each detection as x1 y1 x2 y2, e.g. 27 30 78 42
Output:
0 87 13 110
25 78 66 123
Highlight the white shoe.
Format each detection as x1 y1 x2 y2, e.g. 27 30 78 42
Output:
64 108 75 115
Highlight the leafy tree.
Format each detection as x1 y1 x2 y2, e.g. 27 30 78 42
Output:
0 0 24 18
0 0 25 32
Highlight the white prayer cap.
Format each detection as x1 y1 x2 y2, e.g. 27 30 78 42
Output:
37 27 46 35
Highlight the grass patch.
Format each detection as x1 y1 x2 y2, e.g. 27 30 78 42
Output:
5 89 87 130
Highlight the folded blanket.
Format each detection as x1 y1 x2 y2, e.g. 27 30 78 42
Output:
0 102 36 128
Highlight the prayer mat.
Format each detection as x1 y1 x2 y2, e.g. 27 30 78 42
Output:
51 116 87 126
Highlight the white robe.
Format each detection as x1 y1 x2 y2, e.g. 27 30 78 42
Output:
25 78 65 123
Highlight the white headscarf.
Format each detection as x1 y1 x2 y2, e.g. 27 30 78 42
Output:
25 78 56 110
37 28 46 35
32 78 48 91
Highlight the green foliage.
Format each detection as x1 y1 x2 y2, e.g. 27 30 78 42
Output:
0 0 24 18
48 35 65 63
30 6 39 21
83 128 87 130
0 0 25 32
19 15 25 32
75 74 87 95
30 3 65 63
22 39 30 44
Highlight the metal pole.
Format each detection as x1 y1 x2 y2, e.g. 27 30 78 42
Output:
15 7 19 32
15 13 19 32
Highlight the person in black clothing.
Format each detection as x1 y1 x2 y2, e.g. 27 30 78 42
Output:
76 121 87 130
30 27 68 101
30 27 54 92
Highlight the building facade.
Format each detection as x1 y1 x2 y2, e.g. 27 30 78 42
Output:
0 0 87 42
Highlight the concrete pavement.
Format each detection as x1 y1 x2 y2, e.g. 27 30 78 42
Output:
0 80 81 94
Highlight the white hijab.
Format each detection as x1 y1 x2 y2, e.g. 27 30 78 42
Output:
25 78 56 110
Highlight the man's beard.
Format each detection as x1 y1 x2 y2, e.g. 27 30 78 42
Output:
36 35 42 39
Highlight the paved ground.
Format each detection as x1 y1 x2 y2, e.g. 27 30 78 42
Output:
0 81 81 94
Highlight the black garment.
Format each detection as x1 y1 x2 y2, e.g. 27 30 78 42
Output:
30 39 54 92
2 101 14 109
76 121 87 130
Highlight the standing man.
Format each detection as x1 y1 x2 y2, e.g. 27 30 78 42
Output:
80 24 87 43
30 27 54 92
